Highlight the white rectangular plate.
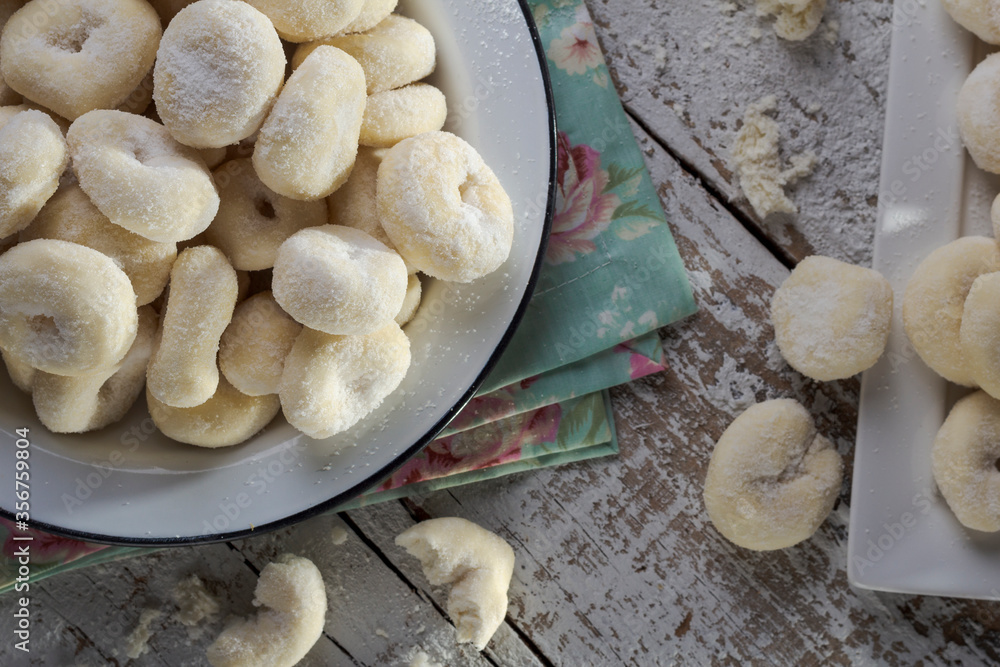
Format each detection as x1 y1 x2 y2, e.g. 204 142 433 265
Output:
848 0 1000 597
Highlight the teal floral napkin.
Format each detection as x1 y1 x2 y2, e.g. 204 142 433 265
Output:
0 0 695 593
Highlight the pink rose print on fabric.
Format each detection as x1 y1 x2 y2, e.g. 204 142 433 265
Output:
377 403 563 492
548 5 603 75
1 519 105 565
614 343 668 380
546 132 621 265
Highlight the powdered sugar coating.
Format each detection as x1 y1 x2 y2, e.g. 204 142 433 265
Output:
33 305 156 433
146 245 238 408
279 323 410 439
941 0 1000 43
0 0 161 120
21 184 177 305
771 255 892 381
958 53 1000 174
147 373 280 448
0 110 67 237
0 238 137 376
206 554 326 667
932 391 1000 531
206 158 327 270
153 0 285 149
219 291 301 396
244 0 364 42
272 225 407 336
377 131 514 283
253 46 366 201
360 83 447 149
68 110 220 243
293 15 435 94
340 0 396 34
903 236 1000 386
960 273 1000 399
703 398 843 551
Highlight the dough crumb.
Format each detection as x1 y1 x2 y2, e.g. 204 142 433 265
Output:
756 0 826 40
206 554 326 667
821 18 839 45
732 95 817 218
410 651 444 667
375 627 389 639
396 518 515 651
720 1 739 16
125 608 162 660
330 524 349 545
172 575 220 627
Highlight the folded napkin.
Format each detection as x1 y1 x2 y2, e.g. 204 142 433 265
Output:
0 0 695 593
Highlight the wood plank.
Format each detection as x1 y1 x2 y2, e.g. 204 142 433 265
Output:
585 0 892 264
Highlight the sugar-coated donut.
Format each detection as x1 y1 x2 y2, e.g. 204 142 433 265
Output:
360 84 447 149
941 0 1000 44
0 102 70 134
253 46 366 201
33 305 156 433
340 0 396 34
395 273 421 326
154 0 285 149
0 0 25 107
68 110 220 243
279 323 410 439
0 0 161 121
147 374 280 448
771 256 893 381
21 184 177 306
199 146 228 170
703 399 843 551
960 272 1000 399
328 146 414 269
2 348 34 393
933 391 1000 531
293 15 435 94
272 225 407 336
903 236 1000 386
378 131 514 282
206 159 327 270
958 53 1000 174
147 246 238 408
244 0 364 42
219 291 301 396
0 239 137 376
0 110 67 237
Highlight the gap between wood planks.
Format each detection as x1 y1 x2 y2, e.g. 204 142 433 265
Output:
622 105 798 271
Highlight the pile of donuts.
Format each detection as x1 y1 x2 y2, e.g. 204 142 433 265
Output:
917 0 1000 534
0 0 515 448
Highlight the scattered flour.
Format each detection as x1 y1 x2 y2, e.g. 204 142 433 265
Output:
755 0 827 40
124 608 162 660
172 574 220 627
409 650 444 667
732 95 817 218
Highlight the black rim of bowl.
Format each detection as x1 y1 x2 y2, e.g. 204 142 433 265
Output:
11 0 558 547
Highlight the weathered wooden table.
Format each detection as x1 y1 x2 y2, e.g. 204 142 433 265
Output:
6 1 1000 665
